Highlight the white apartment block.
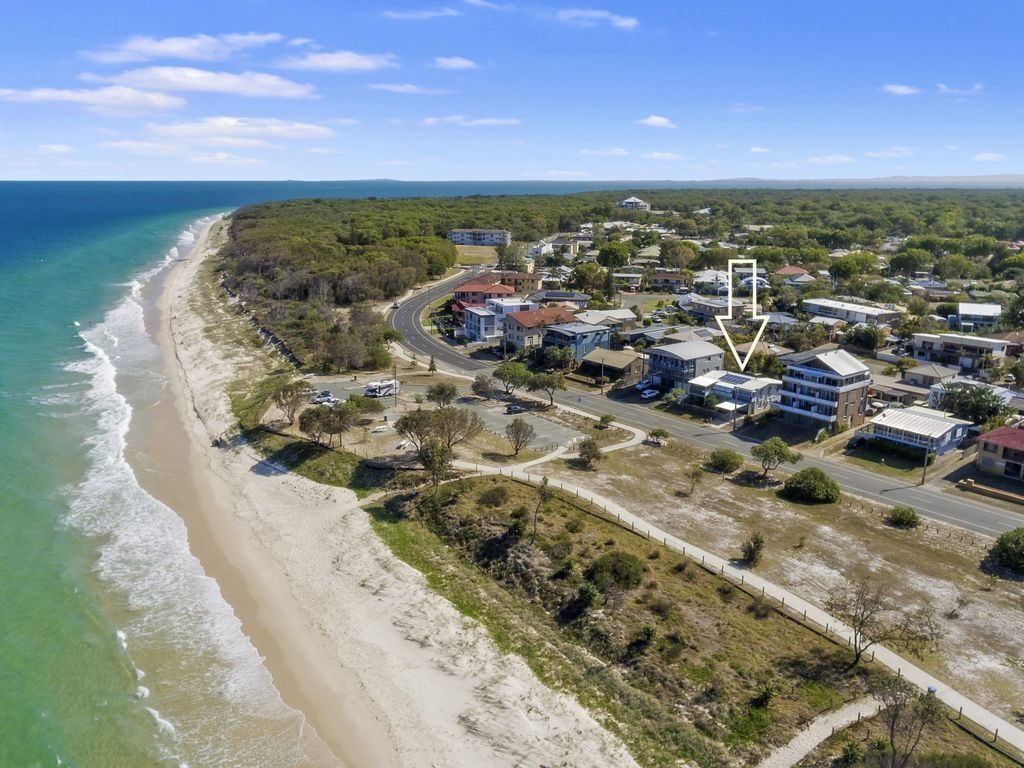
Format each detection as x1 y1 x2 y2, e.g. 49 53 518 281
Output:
447 228 512 247
911 332 1009 373
616 196 651 211
800 298 902 326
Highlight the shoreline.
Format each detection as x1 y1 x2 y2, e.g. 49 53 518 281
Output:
133 216 639 767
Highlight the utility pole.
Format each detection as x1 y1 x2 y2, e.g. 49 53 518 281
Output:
600 357 605 394
392 362 398 409
920 443 930 486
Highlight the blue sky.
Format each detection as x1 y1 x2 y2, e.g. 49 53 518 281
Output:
1 0 1021 180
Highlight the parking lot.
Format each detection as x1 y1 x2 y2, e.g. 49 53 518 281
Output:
460 400 583 449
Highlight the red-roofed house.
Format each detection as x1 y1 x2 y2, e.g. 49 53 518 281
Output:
503 307 578 350
975 426 1024 482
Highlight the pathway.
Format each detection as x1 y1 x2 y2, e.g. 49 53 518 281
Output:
755 697 879 768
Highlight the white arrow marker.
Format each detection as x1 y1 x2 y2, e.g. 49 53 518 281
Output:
714 258 769 372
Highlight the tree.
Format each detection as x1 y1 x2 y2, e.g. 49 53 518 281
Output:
887 506 921 529
381 328 403 350
991 527 1024 574
598 414 615 429
432 407 484 451
705 448 744 473
585 550 644 596
272 380 309 425
428 355 437 373
825 577 939 666
472 373 496 399
346 393 384 415
750 437 803 479
937 382 1009 426
597 241 631 270
648 427 670 445
741 531 765 566
395 409 436 457
577 436 603 468
1000 293 1024 329
505 416 535 456
426 382 458 408
870 676 943 768
420 439 453 490
542 345 575 372
494 361 532 395
298 405 330 445
846 324 888 351
322 402 358 447
527 371 566 407
686 465 703 495
782 467 840 503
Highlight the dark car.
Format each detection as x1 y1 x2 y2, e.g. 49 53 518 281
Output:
505 404 526 414
846 436 865 449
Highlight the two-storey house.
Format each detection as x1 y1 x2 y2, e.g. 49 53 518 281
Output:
646 340 724 390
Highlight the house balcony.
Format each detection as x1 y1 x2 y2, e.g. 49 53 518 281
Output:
775 401 837 423
781 388 839 407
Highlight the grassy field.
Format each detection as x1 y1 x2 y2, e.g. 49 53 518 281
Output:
454 244 497 265
370 476 874 768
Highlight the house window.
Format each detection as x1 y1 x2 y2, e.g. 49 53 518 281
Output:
983 442 997 453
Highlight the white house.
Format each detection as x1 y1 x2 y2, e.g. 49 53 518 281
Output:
911 332 1009 373
529 240 554 260
685 370 782 415
948 302 1002 332
617 196 651 211
485 297 538 330
860 405 971 456
800 298 903 326
463 306 501 342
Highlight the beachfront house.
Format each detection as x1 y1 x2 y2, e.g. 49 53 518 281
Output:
975 426 1024 483
646 340 724 390
858 405 971 456
502 307 577 351
777 347 872 429
685 370 782 416
541 322 612 360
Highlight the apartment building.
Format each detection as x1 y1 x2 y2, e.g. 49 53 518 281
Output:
910 332 1009 373
463 307 501 343
616 196 651 211
777 347 871 429
800 298 903 326
446 228 512 246
646 340 724 390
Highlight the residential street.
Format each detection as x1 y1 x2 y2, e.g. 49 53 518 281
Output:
390 272 1023 537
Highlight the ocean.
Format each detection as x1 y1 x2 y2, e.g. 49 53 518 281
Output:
0 180 672 767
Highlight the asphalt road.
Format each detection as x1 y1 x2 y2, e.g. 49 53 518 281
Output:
390 275 1022 537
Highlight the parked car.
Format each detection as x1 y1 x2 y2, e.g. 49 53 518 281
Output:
309 390 334 404
634 378 652 392
640 389 661 400
846 436 865 449
505 404 526 414
391 301 401 309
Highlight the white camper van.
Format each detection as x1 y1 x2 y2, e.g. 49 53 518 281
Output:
363 379 400 398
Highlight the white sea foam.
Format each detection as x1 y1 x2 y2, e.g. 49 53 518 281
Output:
62 215 326 767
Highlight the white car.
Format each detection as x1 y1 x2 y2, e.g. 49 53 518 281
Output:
640 389 661 400
391 301 401 309
634 378 652 392
309 390 334 404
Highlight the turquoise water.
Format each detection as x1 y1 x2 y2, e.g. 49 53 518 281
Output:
0 180 670 767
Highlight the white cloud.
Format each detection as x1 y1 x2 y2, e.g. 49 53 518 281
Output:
636 114 676 129
748 146 770 154
37 143 74 154
383 7 460 19
84 33 283 63
288 37 314 47
729 102 763 113
148 116 332 140
807 154 855 165
641 152 682 160
555 9 638 29
581 147 629 156
278 50 398 72
433 56 478 69
943 144 961 151
100 139 183 154
369 83 451 94
100 67 315 98
380 159 414 166
937 82 983 97
420 114 518 125
543 169 587 178
865 146 912 158
188 151 263 165
0 85 184 115
881 83 921 96
973 152 1005 162
464 0 511 7
306 147 338 154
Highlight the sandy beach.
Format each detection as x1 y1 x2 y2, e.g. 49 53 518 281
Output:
132 216 638 768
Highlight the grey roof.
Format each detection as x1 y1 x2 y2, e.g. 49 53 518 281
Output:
544 322 609 335
529 290 591 302
649 340 724 361
781 346 868 376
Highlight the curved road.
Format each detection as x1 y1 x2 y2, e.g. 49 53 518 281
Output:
390 274 1022 536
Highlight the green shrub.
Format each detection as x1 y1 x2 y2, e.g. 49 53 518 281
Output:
839 739 865 766
782 467 841 504
585 550 645 593
479 485 510 507
888 506 921 529
741 531 766 566
705 448 744 474
991 527 1024 574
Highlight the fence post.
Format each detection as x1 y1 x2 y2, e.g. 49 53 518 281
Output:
741 575 744 585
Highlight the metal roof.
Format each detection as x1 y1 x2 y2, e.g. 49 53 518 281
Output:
869 406 971 438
